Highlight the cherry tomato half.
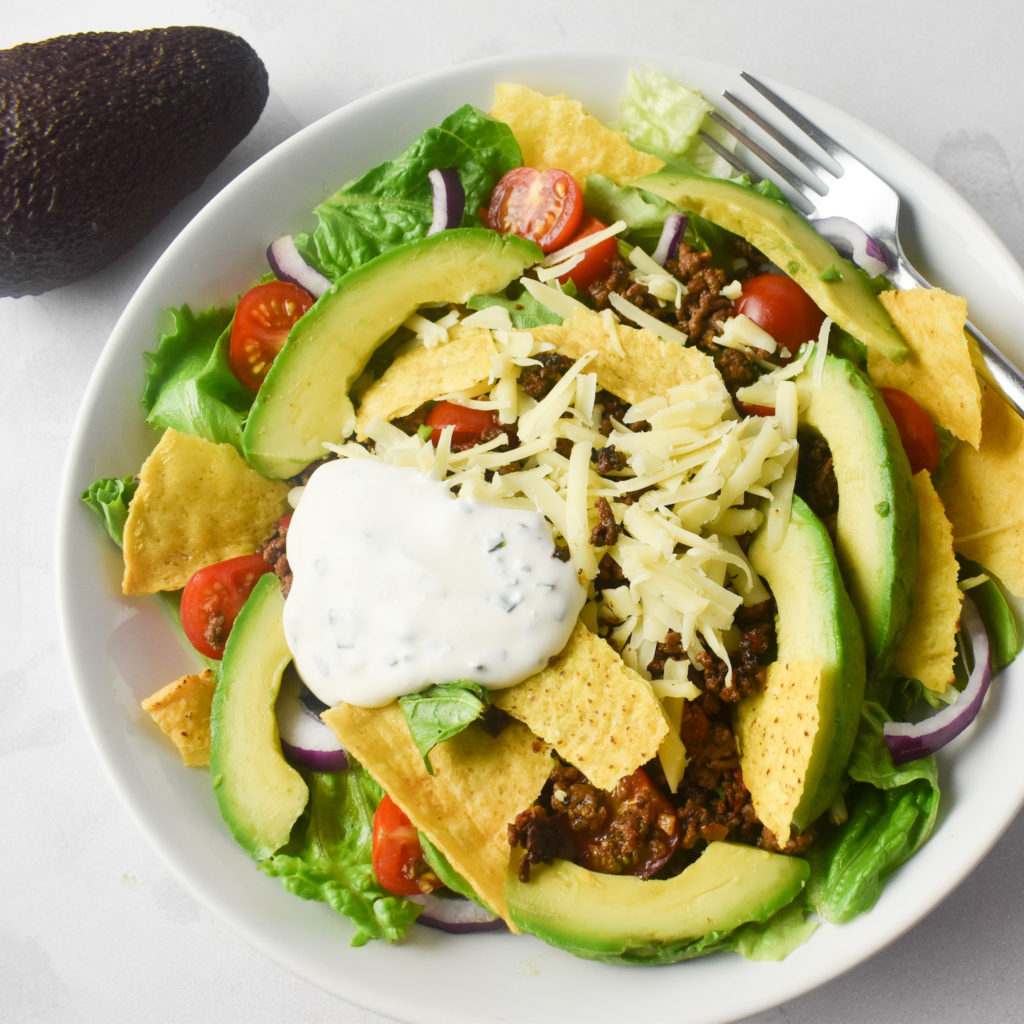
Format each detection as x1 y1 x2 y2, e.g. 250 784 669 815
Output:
179 552 271 660
371 794 442 896
229 280 315 392
556 215 618 290
734 273 825 360
879 386 940 475
486 167 584 253
425 400 501 448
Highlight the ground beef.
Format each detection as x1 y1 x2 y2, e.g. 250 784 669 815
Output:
518 351 575 399
589 496 618 547
593 444 627 476
260 519 292 596
795 428 839 535
203 611 228 655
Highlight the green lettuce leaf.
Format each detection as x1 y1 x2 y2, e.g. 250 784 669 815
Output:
142 304 255 451
959 557 1022 670
299 105 521 280
466 282 566 328
398 681 489 774
80 476 139 546
259 767 420 946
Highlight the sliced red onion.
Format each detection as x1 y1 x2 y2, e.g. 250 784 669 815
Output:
266 234 332 298
884 597 992 764
810 217 892 277
277 670 349 772
410 892 505 934
427 168 465 235
651 212 687 265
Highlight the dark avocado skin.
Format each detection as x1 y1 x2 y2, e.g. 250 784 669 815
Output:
0 26 268 297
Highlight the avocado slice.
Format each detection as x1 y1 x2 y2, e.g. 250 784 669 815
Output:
241 228 542 478
634 169 907 363
797 354 918 674
738 495 866 840
1 28 267 297
209 573 308 860
505 842 808 963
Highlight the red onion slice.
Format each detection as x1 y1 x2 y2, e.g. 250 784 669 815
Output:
266 234 332 298
427 168 465 235
883 597 993 764
410 892 505 934
651 212 687 265
277 670 349 773
810 217 891 277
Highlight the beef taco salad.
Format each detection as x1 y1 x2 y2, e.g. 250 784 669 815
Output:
80 66 1024 966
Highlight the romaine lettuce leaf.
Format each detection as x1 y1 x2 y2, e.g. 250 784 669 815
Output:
260 766 420 946
80 476 138 546
298 104 521 280
142 304 255 451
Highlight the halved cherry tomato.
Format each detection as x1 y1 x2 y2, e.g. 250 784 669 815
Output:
486 167 583 253
734 273 825 361
179 552 271 660
371 794 442 896
229 280 315 392
879 386 940 474
556 215 618 290
570 768 679 878
425 400 501 448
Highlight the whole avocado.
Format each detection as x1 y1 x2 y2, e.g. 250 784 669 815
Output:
0 26 269 297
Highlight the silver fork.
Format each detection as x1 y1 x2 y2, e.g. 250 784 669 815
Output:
702 71 1024 420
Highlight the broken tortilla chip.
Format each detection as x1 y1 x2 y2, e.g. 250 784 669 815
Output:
492 622 668 792
322 701 552 924
355 325 497 437
734 659 823 846
141 668 216 766
122 428 290 594
491 83 663 187
870 288 981 448
891 472 962 693
939 383 1024 596
531 309 723 405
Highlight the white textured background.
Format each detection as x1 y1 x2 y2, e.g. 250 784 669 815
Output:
4 2 1024 1022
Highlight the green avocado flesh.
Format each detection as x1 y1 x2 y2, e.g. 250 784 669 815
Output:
505 842 808 962
634 170 908 363
209 573 307 860
798 354 918 674
742 495 867 833
241 228 541 478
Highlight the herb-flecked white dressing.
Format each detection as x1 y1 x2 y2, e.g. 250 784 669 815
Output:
282 458 587 708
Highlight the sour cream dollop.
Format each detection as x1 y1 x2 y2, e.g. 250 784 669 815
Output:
282 458 587 708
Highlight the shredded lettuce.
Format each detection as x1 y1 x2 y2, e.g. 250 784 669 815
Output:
141 304 254 452
297 104 521 280
260 767 420 946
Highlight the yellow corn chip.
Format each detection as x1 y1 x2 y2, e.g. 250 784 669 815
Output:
491 84 663 186
531 309 722 405
891 472 962 692
322 701 552 924
734 659 823 845
869 288 982 448
492 622 668 792
355 325 497 437
939 383 1024 596
141 669 216 767
122 429 290 594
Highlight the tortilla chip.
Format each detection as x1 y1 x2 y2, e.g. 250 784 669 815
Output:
141 669 216 767
891 472 962 692
122 429 290 594
322 702 552 924
491 83 663 186
869 288 982 448
492 623 668 792
355 326 497 437
939 383 1024 596
734 659 823 845
531 309 722 405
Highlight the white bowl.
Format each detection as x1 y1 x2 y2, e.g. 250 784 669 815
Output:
56 51 1024 1024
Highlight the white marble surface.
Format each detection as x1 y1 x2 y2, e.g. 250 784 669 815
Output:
5 1 1024 1022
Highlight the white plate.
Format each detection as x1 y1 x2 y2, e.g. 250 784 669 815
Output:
56 51 1024 1024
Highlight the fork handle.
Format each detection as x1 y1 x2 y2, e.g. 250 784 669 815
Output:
890 254 1024 420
